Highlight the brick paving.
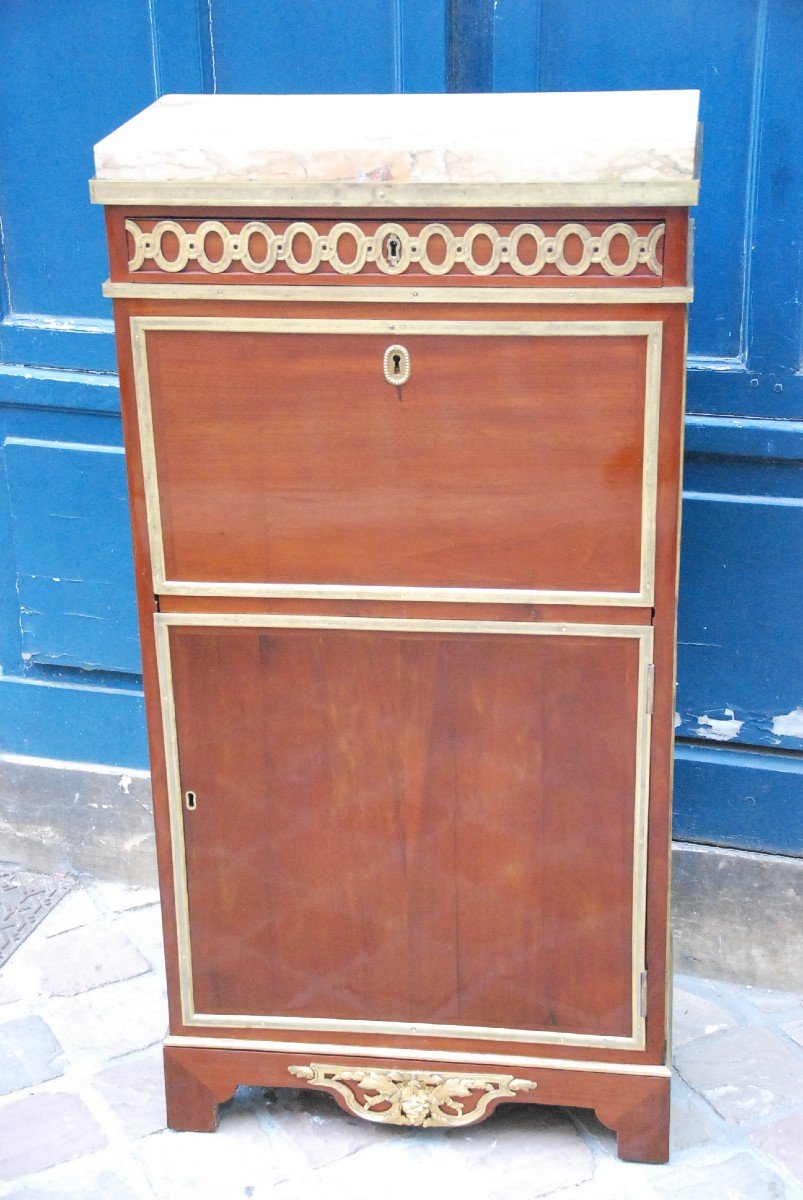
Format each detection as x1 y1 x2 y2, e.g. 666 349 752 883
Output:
0 874 802 1199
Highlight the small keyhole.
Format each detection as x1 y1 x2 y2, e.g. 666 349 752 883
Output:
185 790 197 811
383 344 409 388
386 235 401 265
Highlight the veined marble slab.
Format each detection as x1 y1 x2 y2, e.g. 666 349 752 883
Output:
92 91 700 206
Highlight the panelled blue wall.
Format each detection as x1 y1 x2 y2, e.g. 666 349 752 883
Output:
490 0 803 854
0 1 799 853
0 1 446 768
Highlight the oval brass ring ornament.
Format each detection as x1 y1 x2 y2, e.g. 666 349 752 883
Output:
383 344 411 386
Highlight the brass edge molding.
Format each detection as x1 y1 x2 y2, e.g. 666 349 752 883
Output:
104 281 693 303
124 217 664 279
665 312 691 1061
155 613 651 1052
157 582 647 605
130 320 168 588
640 328 664 606
633 624 655 1040
131 315 662 609
190 1009 637 1050
133 315 663 336
157 613 648 636
153 619 195 1026
164 1034 672 1077
287 1064 536 1127
90 176 700 207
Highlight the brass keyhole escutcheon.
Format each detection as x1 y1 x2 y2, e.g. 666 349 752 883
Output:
383 343 411 387
384 234 403 266
185 790 197 811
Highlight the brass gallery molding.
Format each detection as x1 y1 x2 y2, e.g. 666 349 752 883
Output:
130 314 663 609
154 613 654 1054
287 1064 536 1127
165 1034 672 1077
103 279 693 303
90 176 700 208
124 217 665 279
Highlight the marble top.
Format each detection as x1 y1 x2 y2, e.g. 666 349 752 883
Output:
92 91 700 204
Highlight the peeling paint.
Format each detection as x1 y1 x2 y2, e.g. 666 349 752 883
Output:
7 312 114 336
696 709 744 742
678 703 803 749
771 708 803 740
0 213 13 309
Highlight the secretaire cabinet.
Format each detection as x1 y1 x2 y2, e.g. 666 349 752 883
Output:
92 90 700 1162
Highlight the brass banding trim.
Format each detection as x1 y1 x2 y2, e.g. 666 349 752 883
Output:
123 217 665 279
159 613 647 634
131 316 663 608
190 1011 636 1049
90 176 700 207
157 583 646 604
106 280 693 303
155 614 653 1053
164 1034 671 1077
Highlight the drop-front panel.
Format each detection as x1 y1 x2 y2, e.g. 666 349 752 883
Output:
134 317 659 601
94 88 698 1163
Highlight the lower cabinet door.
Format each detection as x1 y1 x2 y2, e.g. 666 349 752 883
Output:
156 615 653 1053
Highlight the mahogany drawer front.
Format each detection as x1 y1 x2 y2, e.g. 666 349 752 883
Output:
156 614 652 1053
133 315 662 605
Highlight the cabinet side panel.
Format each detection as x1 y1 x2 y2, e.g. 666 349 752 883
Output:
645 302 688 1060
109 284 182 1031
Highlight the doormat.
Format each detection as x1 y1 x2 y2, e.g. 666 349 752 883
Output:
0 868 73 969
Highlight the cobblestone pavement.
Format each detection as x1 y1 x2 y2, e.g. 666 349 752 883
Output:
1 874 802 1199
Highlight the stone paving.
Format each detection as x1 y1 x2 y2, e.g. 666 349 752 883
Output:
1 874 802 1199
0 871 73 970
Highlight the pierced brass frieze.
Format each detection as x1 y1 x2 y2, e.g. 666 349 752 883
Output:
125 218 664 279
288 1063 537 1127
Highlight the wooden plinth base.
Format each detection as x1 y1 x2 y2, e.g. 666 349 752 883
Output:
163 1042 670 1163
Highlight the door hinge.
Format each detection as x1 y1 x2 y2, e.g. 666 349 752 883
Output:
645 663 655 716
640 970 648 1018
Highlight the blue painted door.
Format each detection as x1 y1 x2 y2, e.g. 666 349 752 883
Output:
1 1 799 856
0 1 446 767
489 0 803 853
